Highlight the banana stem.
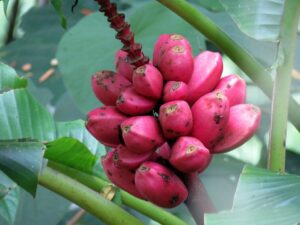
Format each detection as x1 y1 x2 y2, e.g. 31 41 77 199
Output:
268 0 300 172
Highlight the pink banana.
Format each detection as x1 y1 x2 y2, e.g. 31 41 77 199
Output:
158 45 194 83
135 161 188 208
169 136 212 173
187 51 223 104
215 74 246 106
86 106 127 147
159 100 193 139
120 116 165 153
115 50 134 81
132 64 163 99
91 70 131 105
212 104 261 153
102 150 143 198
116 87 157 115
162 81 188 102
191 91 230 149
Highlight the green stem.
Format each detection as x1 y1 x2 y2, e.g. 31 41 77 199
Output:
157 0 300 132
48 161 188 225
268 0 300 173
39 167 144 225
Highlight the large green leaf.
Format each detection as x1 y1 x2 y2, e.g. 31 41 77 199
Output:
0 187 70 225
0 141 45 196
205 166 300 225
220 0 284 41
225 135 263 165
191 0 224 12
50 0 67 29
55 120 106 177
233 166 300 210
0 89 55 141
55 120 103 155
57 13 120 113
205 206 300 225
0 62 27 92
201 155 244 211
0 172 14 199
57 2 205 113
0 2 89 105
45 137 97 174
0 5 66 104
0 186 20 225
0 0 9 16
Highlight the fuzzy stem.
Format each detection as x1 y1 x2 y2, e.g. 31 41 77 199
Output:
185 173 215 225
39 167 144 225
268 0 300 173
156 0 300 132
48 161 188 225
94 0 149 67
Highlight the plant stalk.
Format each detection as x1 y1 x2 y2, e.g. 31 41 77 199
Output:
156 0 300 132
185 173 215 225
48 161 188 225
5 0 19 44
268 0 300 172
39 167 144 225
94 0 149 67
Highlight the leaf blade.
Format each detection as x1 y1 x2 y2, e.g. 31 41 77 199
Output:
0 141 45 196
220 0 284 41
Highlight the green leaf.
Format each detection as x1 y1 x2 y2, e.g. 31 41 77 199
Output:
0 89 55 141
0 172 14 200
205 206 300 225
219 0 284 41
50 0 67 29
0 187 70 225
191 0 225 12
205 166 300 225
0 62 27 92
57 13 119 113
0 5 79 105
286 122 300 154
54 92 85 121
1 0 9 16
55 120 103 155
0 141 45 196
201 155 244 211
233 166 300 210
0 186 20 225
57 2 205 113
45 137 97 174
225 135 263 165
55 120 106 177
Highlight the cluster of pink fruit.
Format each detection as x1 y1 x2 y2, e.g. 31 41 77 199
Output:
86 34 261 208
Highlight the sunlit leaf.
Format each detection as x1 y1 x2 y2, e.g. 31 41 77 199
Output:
0 89 55 141
0 141 45 196
0 185 20 225
0 62 27 92
45 137 97 174
205 166 300 225
0 172 14 200
50 0 67 29
220 0 284 41
191 0 224 12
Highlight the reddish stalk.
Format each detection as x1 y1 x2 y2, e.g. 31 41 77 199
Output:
94 0 149 67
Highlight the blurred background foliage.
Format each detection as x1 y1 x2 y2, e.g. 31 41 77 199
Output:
0 0 300 225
